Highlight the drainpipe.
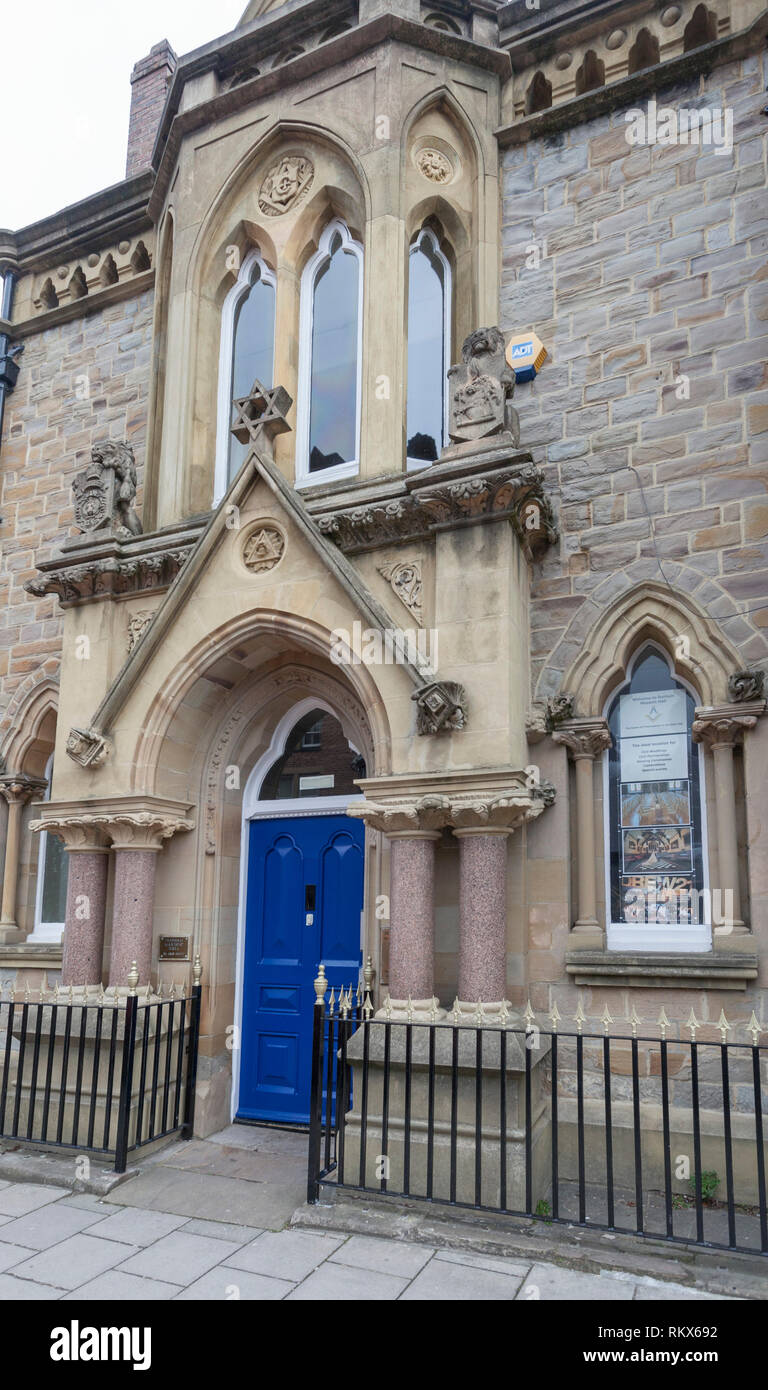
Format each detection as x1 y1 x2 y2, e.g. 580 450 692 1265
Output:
0 267 22 451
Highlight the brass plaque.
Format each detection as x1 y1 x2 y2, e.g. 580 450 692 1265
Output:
158 935 190 962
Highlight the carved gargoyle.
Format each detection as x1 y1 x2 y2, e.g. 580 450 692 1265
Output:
447 327 520 448
72 440 142 539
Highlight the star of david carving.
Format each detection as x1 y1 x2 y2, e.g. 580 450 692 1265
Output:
231 379 293 447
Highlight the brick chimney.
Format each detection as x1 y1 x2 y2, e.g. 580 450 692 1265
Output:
126 40 177 178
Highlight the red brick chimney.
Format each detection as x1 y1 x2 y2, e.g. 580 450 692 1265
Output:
126 40 177 177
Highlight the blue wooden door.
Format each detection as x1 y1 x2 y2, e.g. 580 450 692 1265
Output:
238 814 364 1123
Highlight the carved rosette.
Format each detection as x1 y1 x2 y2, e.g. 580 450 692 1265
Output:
552 719 612 760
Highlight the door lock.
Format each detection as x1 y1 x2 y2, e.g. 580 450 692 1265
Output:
305 884 316 926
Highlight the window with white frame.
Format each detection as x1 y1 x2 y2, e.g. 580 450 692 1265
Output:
31 755 68 944
407 226 451 467
296 219 363 487
604 645 711 953
214 249 276 505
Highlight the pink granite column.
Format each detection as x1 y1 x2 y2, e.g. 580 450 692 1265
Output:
388 832 440 1000
109 848 159 986
455 830 510 1002
61 848 110 986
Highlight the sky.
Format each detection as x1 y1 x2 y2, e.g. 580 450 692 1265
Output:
2 0 244 231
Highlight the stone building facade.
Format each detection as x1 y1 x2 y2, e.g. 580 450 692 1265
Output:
0 0 766 1137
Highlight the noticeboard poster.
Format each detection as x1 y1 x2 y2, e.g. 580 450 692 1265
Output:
620 732 688 782
619 689 687 739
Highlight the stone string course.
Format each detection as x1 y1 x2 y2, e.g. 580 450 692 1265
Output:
500 54 768 702
0 291 154 746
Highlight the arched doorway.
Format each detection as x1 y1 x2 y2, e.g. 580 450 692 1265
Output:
234 699 366 1123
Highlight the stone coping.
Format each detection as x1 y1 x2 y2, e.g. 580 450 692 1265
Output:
0 943 63 972
565 950 759 991
346 1018 551 1069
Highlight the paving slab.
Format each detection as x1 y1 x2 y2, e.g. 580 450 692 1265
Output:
0 1273 64 1299
206 1124 308 1158
180 1218 264 1245
329 1234 435 1278
288 1262 408 1300
0 1241 37 1272
159 1141 305 1184
117 1230 243 1284
110 1167 303 1229
0 1202 106 1250
175 1266 295 1300
0 1183 71 1217
87 1207 189 1246
59 1194 120 1214
434 1248 532 1278
226 1229 345 1282
13 1233 139 1291
62 1271 181 1301
401 1259 525 1301
521 1263 635 1300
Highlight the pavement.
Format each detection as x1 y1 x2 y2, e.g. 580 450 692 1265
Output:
0 1124 758 1300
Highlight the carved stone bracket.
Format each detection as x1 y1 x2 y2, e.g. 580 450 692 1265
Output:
65 727 112 768
545 693 576 731
26 542 196 607
412 680 467 735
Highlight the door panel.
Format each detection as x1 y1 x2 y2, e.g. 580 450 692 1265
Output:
238 814 364 1124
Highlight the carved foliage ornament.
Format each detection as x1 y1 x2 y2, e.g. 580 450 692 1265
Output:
728 669 765 703
72 441 142 539
258 154 314 216
416 148 452 183
127 610 154 653
377 559 423 624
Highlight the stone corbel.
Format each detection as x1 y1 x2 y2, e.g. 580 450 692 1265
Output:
65 727 112 768
412 681 467 735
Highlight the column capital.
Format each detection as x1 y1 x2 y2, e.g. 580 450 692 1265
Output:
692 701 766 750
449 790 541 833
29 795 194 852
0 774 47 807
348 794 450 836
552 716 612 760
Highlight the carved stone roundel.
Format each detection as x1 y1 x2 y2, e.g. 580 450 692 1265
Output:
416 148 453 184
242 524 285 574
258 155 314 216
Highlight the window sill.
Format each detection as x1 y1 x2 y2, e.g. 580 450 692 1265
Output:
0 942 63 971
565 949 758 991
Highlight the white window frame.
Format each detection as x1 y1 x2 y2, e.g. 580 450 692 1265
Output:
231 696 364 1120
213 248 277 507
295 218 364 489
30 754 65 944
602 642 712 953
407 225 452 471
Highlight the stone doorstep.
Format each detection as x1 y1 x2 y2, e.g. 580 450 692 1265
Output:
292 1189 768 1300
0 1136 175 1195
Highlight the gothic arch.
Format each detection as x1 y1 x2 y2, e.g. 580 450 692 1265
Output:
1 678 59 778
557 581 743 714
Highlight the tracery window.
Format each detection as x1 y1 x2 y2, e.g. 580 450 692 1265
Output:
604 645 710 952
296 219 363 486
215 249 276 503
406 226 451 467
31 755 68 944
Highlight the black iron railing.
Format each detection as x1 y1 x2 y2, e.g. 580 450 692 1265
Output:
308 1000 768 1257
0 976 202 1173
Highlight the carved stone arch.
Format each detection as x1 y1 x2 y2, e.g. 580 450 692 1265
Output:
555 581 744 716
283 182 367 279
204 219 279 314
1 678 59 778
400 85 488 178
130 610 392 798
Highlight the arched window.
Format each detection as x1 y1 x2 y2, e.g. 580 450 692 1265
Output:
604 645 710 953
30 755 69 944
259 708 365 801
214 248 276 504
406 227 451 467
296 219 363 487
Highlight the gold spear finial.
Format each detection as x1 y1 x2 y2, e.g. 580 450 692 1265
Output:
383 993 392 1019
328 987 336 1018
523 1000 535 1031
658 1007 670 1041
363 991 373 1020
549 1001 561 1033
687 1008 699 1042
340 988 350 1020
717 1009 731 1044
630 1006 641 1039
574 999 587 1035
451 997 460 1026
499 999 510 1029
601 1005 613 1036
747 1011 762 1047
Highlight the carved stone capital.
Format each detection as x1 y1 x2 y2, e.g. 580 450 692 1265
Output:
0 774 47 807
107 813 195 852
412 681 467 735
450 789 540 833
552 717 612 760
28 815 111 852
30 797 195 852
348 794 450 837
692 702 766 750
